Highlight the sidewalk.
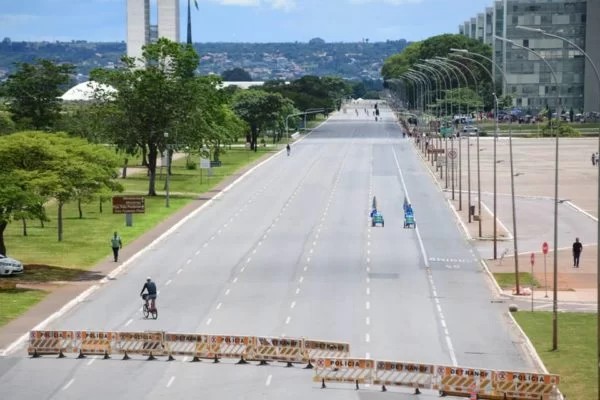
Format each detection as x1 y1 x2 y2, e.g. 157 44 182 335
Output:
412 136 598 306
0 150 277 353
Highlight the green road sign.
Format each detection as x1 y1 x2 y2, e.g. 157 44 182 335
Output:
440 127 454 137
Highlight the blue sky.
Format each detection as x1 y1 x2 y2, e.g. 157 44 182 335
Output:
1 0 493 42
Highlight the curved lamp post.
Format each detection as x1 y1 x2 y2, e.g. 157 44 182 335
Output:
495 35 563 351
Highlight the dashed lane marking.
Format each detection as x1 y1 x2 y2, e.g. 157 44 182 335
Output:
63 379 75 391
166 376 175 388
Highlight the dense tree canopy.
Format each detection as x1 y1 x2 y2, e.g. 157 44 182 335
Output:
1 59 75 130
221 67 252 81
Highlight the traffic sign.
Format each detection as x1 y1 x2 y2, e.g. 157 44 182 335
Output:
542 242 548 254
448 149 457 159
530 253 535 266
112 195 145 214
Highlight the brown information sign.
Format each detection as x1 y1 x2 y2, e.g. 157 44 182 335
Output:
112 196 145 214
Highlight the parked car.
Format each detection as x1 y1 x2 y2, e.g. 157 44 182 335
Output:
0 254 24 275
462 125 479 136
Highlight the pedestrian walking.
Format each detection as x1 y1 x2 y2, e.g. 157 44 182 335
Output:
572 237 582 268
111 231 123 262
592 152 596 166
286 143 291 156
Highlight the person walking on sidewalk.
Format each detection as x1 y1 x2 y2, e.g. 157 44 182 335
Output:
592 152 596 166
111 231 123 262
572 237 583 268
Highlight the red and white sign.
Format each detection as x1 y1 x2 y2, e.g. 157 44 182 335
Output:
542 242 548 254
530 253 535 266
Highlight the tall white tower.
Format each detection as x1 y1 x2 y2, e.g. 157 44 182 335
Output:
127 0 180 61
158 0 180 44
126 0 150 60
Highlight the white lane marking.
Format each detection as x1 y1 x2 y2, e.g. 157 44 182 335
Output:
63 379 75 391
303 266 308 272
252 249 257 254
224 224 228 228
225 289 230 296
258 241 262 246
285 316 291 324
309 249 313 254
195 250 200 256
366 352 371 359
210 236 215 241
295 288 300 295
313 241 317 246
86 358 96 366
217 229 222 234
240 266 245 272
166 376 175 388
206 318 212 325
266 374 273 386
183 356 189 362
247 257 252 263
186 259 191 265
177 268 183 274
216 302 222 310
365 333 370 343
124 318 133 327
233 277 238 283
203 243 208 248
299 276 304 283
290 301 296 309
366 258 370 263
366 266 371 273
366 287 370 295
166 279 172 286
393 145 458 366
366 301 370 310
157 290 161 295
366 317 370 326
366 277 370 283
306 257 311 263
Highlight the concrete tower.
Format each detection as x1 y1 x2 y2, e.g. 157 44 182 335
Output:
126 0 150 60
127 0 180 61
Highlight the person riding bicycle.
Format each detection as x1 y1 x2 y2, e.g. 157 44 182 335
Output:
140 277 157 311
286 144 291 156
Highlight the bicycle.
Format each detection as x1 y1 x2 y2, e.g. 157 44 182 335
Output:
142 294 158 319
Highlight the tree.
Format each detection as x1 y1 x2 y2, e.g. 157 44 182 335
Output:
91 38 203 196
0 132 122 246
221 67 252 82
1 59 75 130
231 89 288 151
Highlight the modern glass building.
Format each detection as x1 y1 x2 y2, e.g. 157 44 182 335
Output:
460 0 600 115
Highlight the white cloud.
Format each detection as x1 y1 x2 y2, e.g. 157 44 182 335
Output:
348 0 422 4
206 0 296 11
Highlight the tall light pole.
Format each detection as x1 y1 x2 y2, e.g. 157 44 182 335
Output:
164 132 171 208
495 35 562 350
516 24 600 381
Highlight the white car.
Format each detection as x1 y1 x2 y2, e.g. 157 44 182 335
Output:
0 254 24 275
462 125 479 136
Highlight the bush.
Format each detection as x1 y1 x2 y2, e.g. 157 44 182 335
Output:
0 111 16 135
540 121 581 137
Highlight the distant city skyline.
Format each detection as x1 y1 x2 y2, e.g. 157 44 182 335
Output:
2 0 494 43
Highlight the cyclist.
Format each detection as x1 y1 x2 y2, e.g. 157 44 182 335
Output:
286 144 291 156
140 277 157 311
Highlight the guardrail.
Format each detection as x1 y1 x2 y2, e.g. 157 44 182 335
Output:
314 357 560 400
27 330 349 368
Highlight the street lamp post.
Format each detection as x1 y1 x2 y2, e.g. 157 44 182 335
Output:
164 132 171 208
516 24 600 374
495 35 562 350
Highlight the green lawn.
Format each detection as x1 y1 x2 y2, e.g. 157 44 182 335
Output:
3 147 274 270
493 272 539 289
0 289 48 327
513 312 597 399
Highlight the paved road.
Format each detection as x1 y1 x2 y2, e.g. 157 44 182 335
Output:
0 102 537 399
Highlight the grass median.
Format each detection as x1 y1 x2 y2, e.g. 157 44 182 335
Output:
513 311 596 399
0 147 277 326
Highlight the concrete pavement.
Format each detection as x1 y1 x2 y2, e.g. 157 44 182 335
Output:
412 133 598 311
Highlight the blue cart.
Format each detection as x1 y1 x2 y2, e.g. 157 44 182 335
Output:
404 211 415 228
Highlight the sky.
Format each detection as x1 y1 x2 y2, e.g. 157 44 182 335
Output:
1 0 494 43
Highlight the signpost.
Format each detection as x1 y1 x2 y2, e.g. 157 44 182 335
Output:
542 242 549 298
112 195 145 227
530 253 535 312
200 157 211 184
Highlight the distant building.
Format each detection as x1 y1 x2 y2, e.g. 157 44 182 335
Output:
127 0 180 61
460 0 600 114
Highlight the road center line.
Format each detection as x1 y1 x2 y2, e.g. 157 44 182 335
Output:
285 316 291 324
124 318 133 327
295 288 300 295
166 376 175 388
177 268 183 274
365 333 370 343
166 279 172 286
206 318 212 325
366 317 370 325
186 259 191 265
86 358 96 366
233 277 238 283
225 289 230 296
299 276 304 283
216 302 222 310
62 379 75 391
290 301 296 309
266 374 273 386
366 287 370 295
366 301 370 310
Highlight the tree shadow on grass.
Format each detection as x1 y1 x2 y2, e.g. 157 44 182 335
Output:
1 264 105 283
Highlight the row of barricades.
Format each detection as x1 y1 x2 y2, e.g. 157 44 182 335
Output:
27 330 350 367
313 358 560 400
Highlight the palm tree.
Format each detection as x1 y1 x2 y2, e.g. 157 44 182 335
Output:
187 0 198 45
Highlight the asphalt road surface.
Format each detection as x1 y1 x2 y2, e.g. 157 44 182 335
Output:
0 101 538 399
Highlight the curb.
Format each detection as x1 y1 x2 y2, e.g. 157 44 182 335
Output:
506 311 550 375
